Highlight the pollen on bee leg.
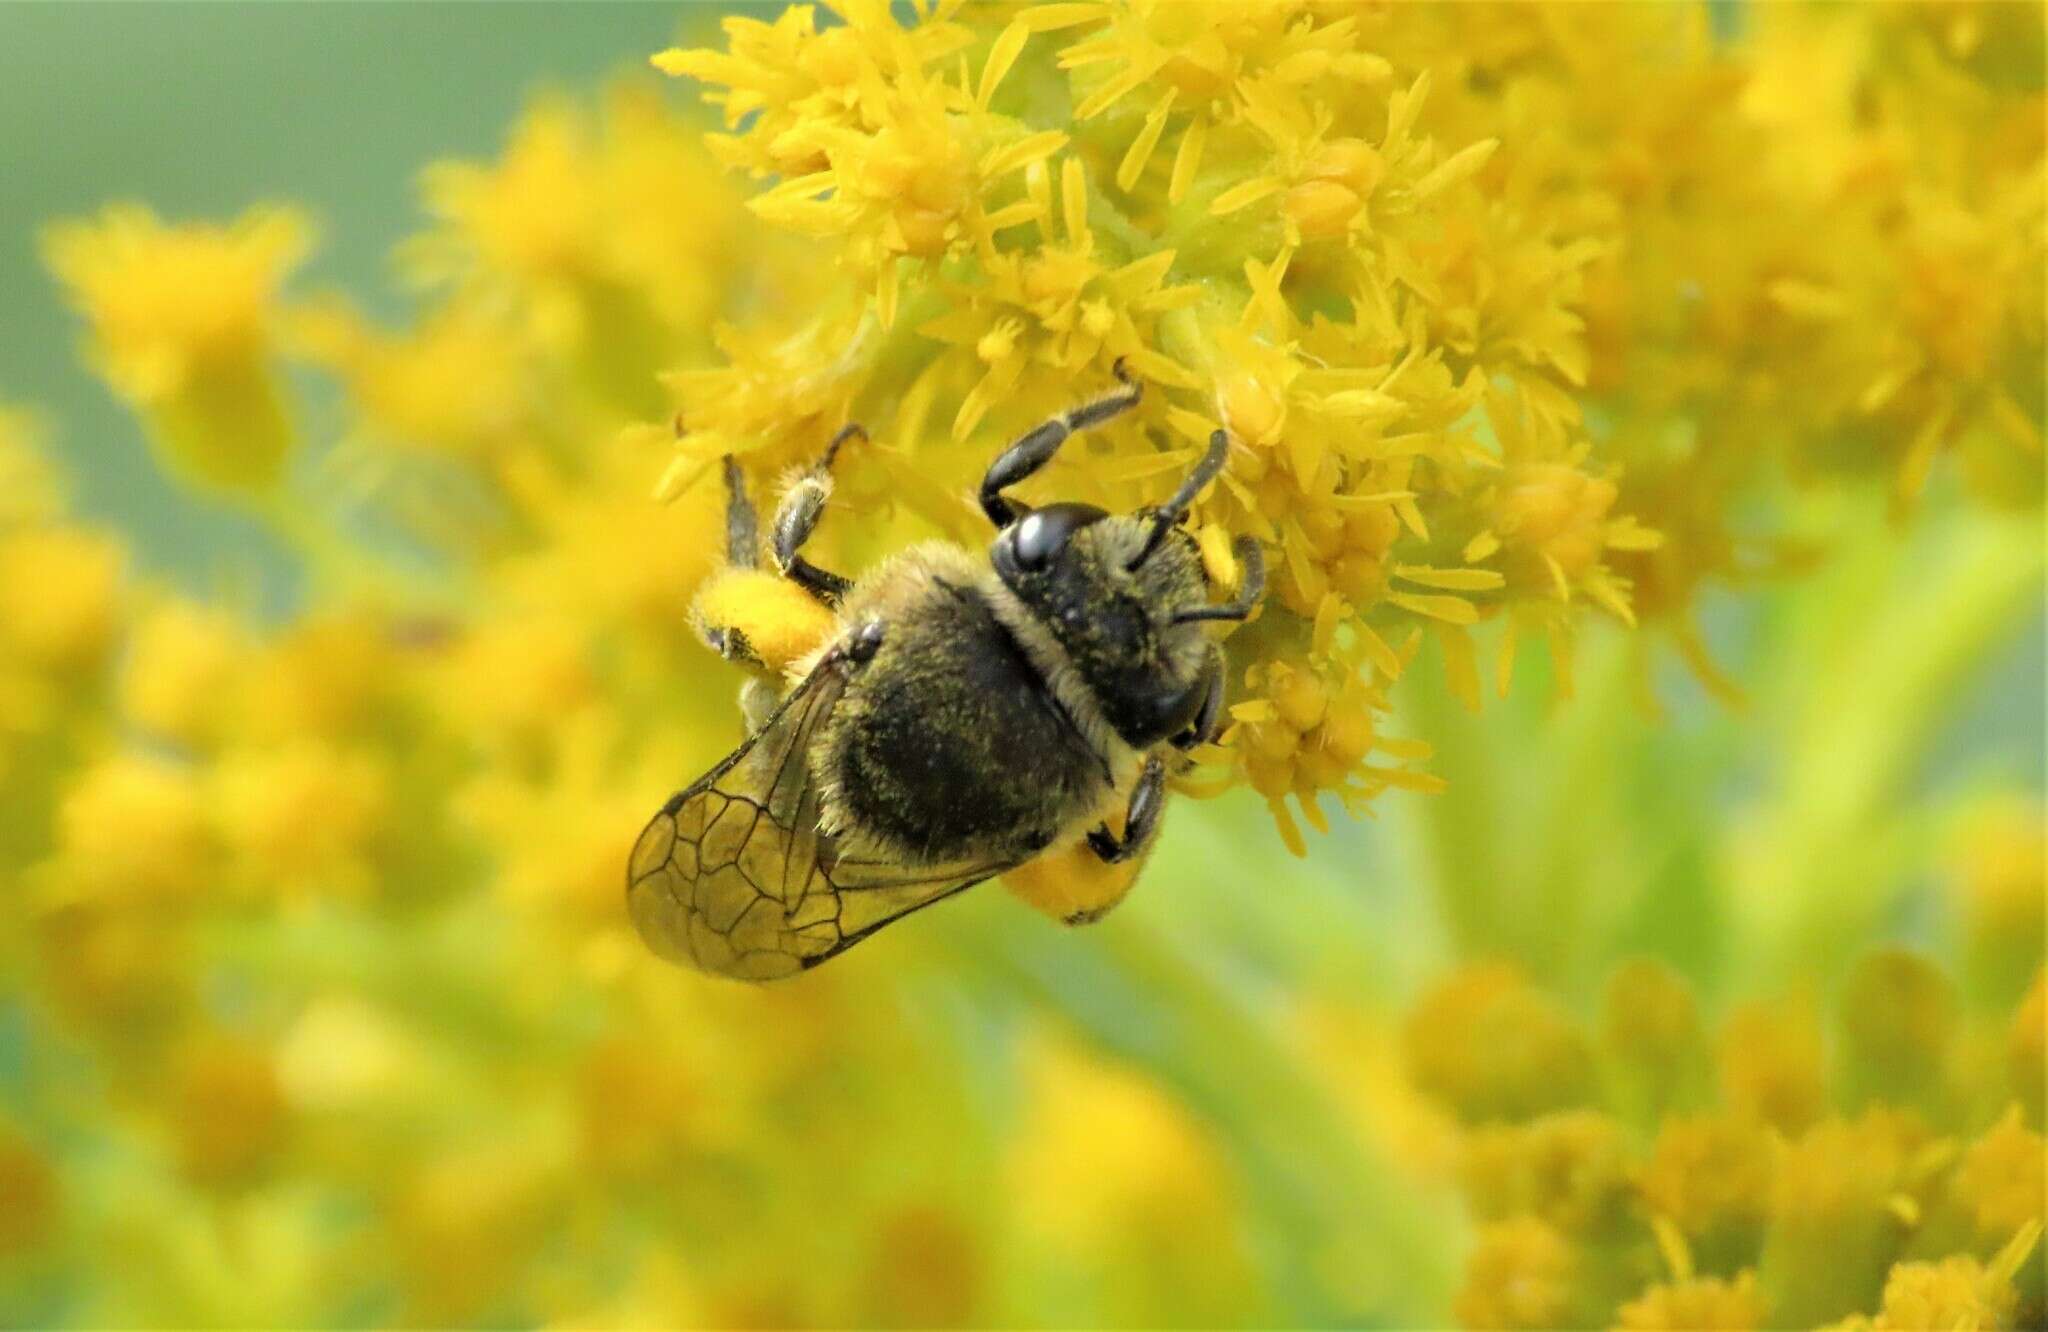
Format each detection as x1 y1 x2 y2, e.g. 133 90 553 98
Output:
690 568 837 675
1003 809 1146 927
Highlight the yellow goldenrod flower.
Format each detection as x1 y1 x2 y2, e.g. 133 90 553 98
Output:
1600 958 1708 1122
1457 1110 1632 1234
0 1122 59 1258
30 898 193 1037
1410 947 2044 1329
290 296 530 461
1637 1113 1776 1258
1718 995 1828 1135
1453 1214 1578 1330
117 599 251 749
42 204 310 493
50 753 214 909
0 525 125 672
408 83 740 413
1403 963 1594 1124
0 404 63 530
1950 1106 2047 1247
1872 1244 2032 1332
1613 1270 1766 1332
858 1204 983 1329
1952 799 2048 1004
1761 1111 1926 1325
385 1137 567 1326
241 610 395 744
433 615 599 749
165 1035 290 1187
1006 1033 1253 1323
1839 949 1963 1119
2012 970 2046 1127
211 741 388 900
652 0 1646 841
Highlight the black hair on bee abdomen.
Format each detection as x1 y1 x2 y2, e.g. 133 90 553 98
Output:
825 580 1110 866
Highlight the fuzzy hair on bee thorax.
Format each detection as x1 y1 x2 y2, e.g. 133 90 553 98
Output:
809 542 1130 869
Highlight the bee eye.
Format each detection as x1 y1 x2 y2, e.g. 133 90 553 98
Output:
1009 502 1108 571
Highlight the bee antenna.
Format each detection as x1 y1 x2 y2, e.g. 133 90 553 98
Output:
1128 429 1232 570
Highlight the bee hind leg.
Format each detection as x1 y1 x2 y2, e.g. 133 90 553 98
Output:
738 676 779 734
771 423 864 606
1086 754 1167 865
721 456 760 568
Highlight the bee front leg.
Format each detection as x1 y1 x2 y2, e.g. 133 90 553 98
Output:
772 423 864 606
979 360 1142 527
1086 755 1167 865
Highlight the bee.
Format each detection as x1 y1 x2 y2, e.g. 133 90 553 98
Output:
628 363 1264 980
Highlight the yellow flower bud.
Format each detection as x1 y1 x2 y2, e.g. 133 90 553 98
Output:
1951 1107 2047 1244
1220 371 1287 449
1876 1255 2018 1332
2012 970 2046 1127
1615 1271 1767 1331
1405 963 1595 1123
213 742 388 895
1638 1112 1775 1248
168 1036 289 1187
1454 1216 1578 1330
0 526 124 670
119 600 248 747
1839 949 1959 1116
56 754 214 908
1719 997 1826 1134
42 205 309 493
1285 178 1363 241
1321 709 1375 769
1458 1110 1632 1233
1270 666 1330 732
0 1124 58 1257
1495 463 1620 582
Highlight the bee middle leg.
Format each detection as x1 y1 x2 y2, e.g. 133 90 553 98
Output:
771 423 864 606
1170 646 1228 753
979 359 1142 527
1086 754 1167 865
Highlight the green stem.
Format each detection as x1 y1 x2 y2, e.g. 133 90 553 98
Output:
1735 509 2046 985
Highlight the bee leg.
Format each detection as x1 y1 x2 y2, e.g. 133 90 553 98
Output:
1171 648 1228 752
721 456 760 568
738 676 779 734
979 359 1142 527
772 423 864 606
1170 536 1267 626
691 459 772 665
1085 754 1167 864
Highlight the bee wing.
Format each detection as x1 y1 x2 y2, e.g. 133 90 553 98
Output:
627 651 1018 981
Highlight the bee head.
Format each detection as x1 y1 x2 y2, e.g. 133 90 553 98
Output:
992 503 1218 748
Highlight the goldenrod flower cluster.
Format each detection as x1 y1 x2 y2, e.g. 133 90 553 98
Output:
649 0 2041 838
1403 949 2046 1330
1 2 2040 1325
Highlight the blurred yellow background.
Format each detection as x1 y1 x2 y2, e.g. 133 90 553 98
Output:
0 3 2042 1328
